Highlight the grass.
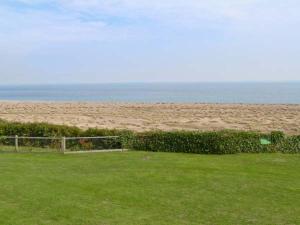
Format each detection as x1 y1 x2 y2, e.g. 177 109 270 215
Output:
0 145 59 153
0 151 299 225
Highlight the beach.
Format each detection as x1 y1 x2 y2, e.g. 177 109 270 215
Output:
0 101 299 134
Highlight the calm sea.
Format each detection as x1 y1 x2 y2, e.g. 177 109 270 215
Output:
0 82 299 104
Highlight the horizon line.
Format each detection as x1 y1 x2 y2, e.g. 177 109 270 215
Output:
0 80 300 86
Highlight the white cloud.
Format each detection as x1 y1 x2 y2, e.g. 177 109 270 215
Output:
8 0 299 32
42 1 300 21
1 0 299 45
12 0 292 22
0 4 143 45
1 0 300 84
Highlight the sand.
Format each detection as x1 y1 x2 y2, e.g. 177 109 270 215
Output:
0 101 299 134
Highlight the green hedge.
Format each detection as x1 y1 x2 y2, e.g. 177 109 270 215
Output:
274 135 300 153
0 119 81 137
0 120 128 137
0 120 125 150
0 120 299 154
126 130 265 154
125 130 299 154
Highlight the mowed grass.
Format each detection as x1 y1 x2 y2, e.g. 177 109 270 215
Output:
0 145 60 153
0 151 299 225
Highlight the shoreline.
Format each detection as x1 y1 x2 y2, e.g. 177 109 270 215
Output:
0 100 299 105
0 101 299 134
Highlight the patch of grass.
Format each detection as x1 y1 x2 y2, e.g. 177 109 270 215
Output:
0 151 299 225
0 145 59 153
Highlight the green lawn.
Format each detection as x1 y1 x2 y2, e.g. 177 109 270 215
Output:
0 151 299 225
0 145 60 153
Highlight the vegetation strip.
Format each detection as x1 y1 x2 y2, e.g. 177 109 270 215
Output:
0 119 299 154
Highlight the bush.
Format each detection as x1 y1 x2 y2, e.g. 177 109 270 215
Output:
126 130 300 154
127 130 269 154
0 121 123 150
276 135 300 153
0 120 299 154
0 120 81 137
270 131 285 144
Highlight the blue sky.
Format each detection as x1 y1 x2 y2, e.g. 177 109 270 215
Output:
0 0 299 84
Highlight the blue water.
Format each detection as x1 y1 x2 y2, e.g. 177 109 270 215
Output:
0 82 299 104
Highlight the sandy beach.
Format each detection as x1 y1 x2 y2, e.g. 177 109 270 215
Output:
0 101 299 134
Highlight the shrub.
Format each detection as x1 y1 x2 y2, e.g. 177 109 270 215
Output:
276 135 300 153
127 130 270 154
126 130 300 154
270 131 285 144
0 120 81 137
0 120 299 154
0 121 120 150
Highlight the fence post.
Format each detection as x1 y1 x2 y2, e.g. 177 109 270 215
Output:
61 137 66 153
15 135 19 152
118 136 123 152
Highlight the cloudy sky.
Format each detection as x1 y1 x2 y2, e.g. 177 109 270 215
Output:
0 0 299 84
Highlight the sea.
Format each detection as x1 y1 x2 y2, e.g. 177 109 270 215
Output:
0 82 299 104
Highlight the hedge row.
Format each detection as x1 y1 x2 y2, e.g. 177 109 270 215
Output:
126 130 300 154
0 120 299 154
0 120 125 150
0 119 124 137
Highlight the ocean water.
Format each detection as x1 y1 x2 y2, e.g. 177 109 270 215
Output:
0 82 299 104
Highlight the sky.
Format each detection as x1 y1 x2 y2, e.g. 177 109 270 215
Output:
0 0 300 84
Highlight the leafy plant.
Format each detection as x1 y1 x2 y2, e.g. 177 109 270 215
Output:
0 120 299 154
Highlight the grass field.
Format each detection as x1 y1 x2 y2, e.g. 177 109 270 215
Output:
0 145 60 153
0 151 299 225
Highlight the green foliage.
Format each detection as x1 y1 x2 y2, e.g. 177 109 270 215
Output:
127 130 299 154
0 120 299 154
128 130 265 154
0 121 124 150
0 120 81 137
275 135 300 153
270 131 285 144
